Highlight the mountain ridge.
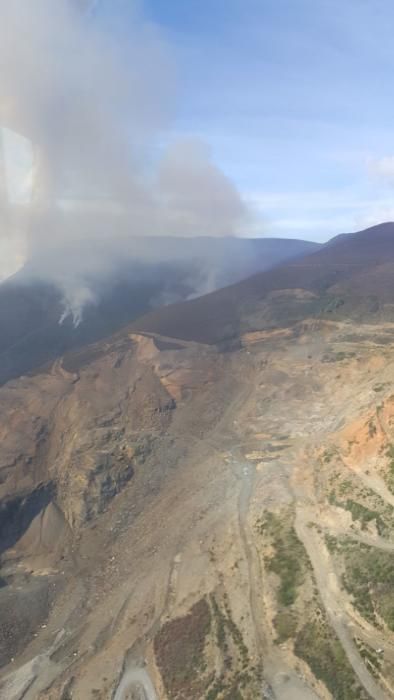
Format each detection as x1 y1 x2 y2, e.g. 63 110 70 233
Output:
0 235 319 386
132 222 394 344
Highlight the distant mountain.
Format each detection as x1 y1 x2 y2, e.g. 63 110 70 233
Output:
0 235 318 384
132 222 394 344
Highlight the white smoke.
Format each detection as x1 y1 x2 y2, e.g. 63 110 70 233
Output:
0 0 248 321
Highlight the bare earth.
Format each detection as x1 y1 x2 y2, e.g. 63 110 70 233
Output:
2 318 394 698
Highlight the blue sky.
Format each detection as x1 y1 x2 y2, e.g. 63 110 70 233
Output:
4 0 394 248
140 0 394 241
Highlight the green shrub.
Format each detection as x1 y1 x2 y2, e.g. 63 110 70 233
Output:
295 618 369 700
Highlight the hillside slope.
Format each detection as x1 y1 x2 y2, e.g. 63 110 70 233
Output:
0 236 318 385
3 226 394 699
133 222 394 343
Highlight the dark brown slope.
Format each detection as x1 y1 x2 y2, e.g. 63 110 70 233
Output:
132 222 394 343
0 236 318 386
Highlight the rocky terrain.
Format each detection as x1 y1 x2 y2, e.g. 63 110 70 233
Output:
2 225 394 699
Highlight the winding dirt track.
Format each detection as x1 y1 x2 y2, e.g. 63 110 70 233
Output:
113 666 158 700
230 449 320 700
295 506 388 700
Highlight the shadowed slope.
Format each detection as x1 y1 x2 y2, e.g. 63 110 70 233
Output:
0 236 318 385
133 223 394 343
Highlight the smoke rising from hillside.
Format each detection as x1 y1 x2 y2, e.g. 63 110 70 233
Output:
0 0 248 321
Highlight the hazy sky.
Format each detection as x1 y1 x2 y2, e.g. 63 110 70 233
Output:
142 0 394 240
2 0 394 272
0 0 250 304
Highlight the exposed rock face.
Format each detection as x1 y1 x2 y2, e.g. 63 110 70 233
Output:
0 330 225 677
0 484 55 557
0 333 216 535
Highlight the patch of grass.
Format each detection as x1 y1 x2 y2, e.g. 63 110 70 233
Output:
223 598 249 666
258 512 310 608
329 492 385 535
322 297 345 313
338 479 353 495
330 480 394 537
273 610 297 644
211 596 228 654
343 499 383 532
207 595 260 699
154 598 211 699
210 594 250 665
257 511 312 644
386 444 394 460
205 675 226 700
385 444 394 494
322 448 335 463
295 615 370 700
341 540 394 629
222 687 243 700
322 351 356 363
368 419 377 438
355 637 383 679
325 534 338 553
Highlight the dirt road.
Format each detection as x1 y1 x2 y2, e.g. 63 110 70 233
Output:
113 666 158 700
230 451 321 700
296 507 388 700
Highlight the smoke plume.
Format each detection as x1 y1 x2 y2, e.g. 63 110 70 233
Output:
0 0 248 321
